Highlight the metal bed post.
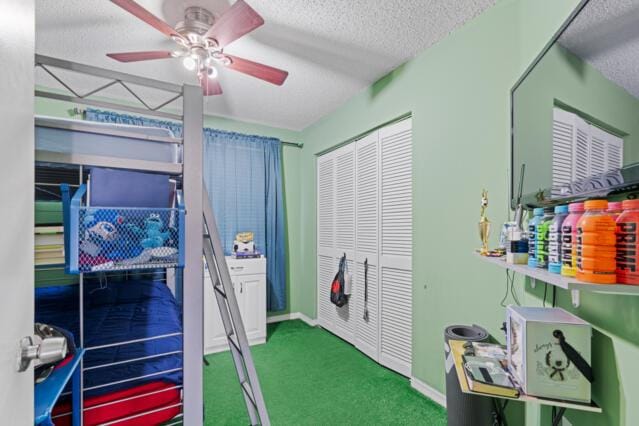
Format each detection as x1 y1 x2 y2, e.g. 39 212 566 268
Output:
181 84 204 425
78 166 84 426
78 273 84 426
35 55 208 424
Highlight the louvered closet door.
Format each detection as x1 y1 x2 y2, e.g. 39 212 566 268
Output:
553 108 590 193
590 125 624 173
378 118 413 377
354 133 380 360
332 143 357 341
605 133 623 171
552 108 575 196
317 152 337 331
589 126 608 176
573 115 591 184
552 108 625 194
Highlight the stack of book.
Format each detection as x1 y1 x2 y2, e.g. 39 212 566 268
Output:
35 225 64 266
233 251 262 259
462 342 520 398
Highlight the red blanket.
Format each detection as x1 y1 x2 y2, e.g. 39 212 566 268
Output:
52 381 181 426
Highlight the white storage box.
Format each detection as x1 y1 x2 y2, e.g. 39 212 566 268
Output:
506 306 592 403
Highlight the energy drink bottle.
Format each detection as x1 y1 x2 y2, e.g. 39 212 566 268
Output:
548 205 568 274
528 208 544 268
561 203 584 277
616 199 639 285
576 200 616 284
536 208 554 269
607 201 623 220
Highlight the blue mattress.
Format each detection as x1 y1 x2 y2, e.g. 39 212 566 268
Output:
35 280 182 396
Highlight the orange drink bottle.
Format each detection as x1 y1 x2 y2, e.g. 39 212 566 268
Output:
576 200 617 284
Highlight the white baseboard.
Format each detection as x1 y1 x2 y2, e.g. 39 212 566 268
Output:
410 376 446 408
205 335 266 355
267 312 318 327
266 313 293 323
296 312 318 326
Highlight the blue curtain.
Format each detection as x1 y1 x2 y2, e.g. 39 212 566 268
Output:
85 109 287 311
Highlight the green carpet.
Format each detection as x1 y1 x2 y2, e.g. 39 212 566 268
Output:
204 320 447 425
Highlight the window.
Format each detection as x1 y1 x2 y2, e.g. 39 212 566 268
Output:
552 107 623 193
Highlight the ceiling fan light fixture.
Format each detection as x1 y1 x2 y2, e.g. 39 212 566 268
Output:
206 66 218 79
171 35 187 47
182 56 197 71
106 0 288 95
187 32 200 44
213 54 231 66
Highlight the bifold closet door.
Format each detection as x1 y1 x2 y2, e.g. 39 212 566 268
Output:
317 118 413 377
354 132 380 361
378 118 413 377
316 144 357 342
332 143 357 342
317 152 337 333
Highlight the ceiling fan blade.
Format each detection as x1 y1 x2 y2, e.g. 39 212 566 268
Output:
106 51 173 62
224 55 289 86
199 74 223 96
111 0 182 40
204 0 264 48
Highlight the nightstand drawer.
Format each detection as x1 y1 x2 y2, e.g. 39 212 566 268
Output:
226 256 266 276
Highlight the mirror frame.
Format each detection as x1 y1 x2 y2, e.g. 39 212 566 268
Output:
509 0 592 209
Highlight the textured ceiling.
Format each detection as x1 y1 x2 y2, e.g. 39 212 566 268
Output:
36 0 496 130
559 0 639 101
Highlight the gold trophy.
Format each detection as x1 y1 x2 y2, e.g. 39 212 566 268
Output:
479 189 491 256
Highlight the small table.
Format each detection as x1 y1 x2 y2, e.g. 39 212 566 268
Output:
35 349 85 426
449 340 601 426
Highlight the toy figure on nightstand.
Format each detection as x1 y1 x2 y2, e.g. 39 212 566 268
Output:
233 231 262 258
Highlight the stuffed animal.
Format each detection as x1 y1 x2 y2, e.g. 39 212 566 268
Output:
127 214 170 249
88 221 118 241
83 209 124 228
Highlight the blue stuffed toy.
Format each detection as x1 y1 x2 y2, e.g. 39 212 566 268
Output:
127 214 170 249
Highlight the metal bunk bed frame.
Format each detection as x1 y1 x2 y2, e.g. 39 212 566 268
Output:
35 55 204 425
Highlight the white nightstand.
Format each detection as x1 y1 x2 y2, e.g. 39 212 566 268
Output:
204 256 266 354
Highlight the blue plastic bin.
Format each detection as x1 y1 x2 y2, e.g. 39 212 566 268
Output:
62 184 185 274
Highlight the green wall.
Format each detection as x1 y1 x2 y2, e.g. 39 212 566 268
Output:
35 97 302 315
290 0 638 424
34 1 639 423
514 44 639 195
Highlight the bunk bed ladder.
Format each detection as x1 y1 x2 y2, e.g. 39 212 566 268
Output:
202 187 270 426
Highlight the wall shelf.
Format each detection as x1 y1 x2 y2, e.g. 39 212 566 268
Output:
475 253 639 307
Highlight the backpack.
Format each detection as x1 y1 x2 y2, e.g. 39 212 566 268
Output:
330 254 350 307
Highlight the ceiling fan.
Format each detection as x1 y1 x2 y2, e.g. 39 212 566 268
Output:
106 0 289 95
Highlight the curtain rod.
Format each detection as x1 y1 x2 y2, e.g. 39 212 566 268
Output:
68 107 303 148
314 112 412 157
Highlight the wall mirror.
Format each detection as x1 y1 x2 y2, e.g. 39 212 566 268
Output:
511 0 639 207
